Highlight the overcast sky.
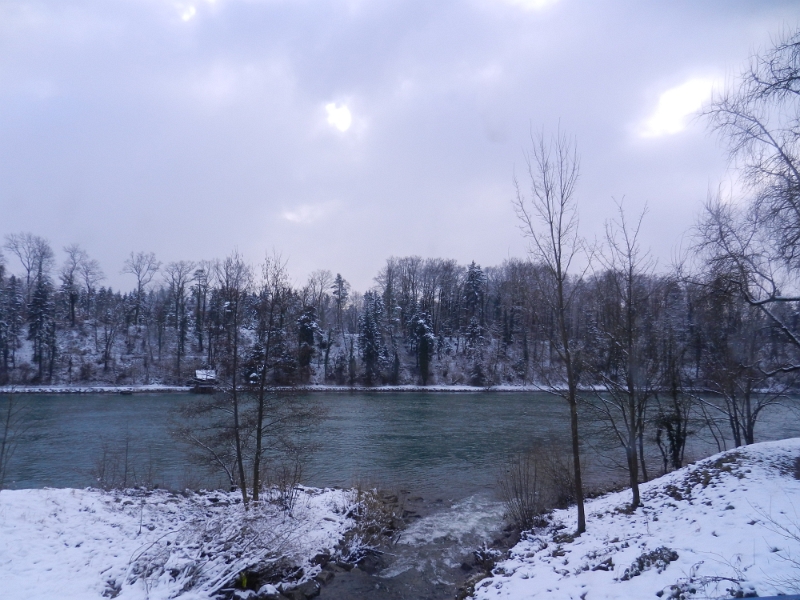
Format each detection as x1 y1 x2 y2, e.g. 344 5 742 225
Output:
1 0 797 291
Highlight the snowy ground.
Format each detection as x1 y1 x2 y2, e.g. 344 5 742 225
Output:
0 384 191 394
472 438 800 600
0 486 359 600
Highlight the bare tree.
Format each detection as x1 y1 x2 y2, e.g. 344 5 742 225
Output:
76 251 105 321
250 254 291 501
79 255 104 296
651 276 694 473
513 127 587 534
164 260 196 377
61 244 90 327
192 259 217 359
122 251 160 326
216 251 253 506
586 202 658 508
4 233 54 301
700 27 800 373
692 272 792 446
304 269 333 330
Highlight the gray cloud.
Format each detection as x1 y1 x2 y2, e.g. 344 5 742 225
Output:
0 0 796 289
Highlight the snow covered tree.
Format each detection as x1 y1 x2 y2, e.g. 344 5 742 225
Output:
331 273 350 346
411 310 436 385
359 291 386 385
297 305 319 384
192 261 214 354
0 275 23 383
465 316 484 354
28 274 56 382
464 261 487 326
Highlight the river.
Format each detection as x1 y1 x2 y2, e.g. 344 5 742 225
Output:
3 391 799 598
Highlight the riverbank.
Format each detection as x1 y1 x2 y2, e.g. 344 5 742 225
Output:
5 383 788 395
0 485 377 600
0 383 596 394
469 438 800 599
0 384 192 394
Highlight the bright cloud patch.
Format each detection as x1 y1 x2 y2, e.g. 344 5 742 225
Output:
497 0 561 11
640 78 715 138
282 203 334 224
325 103 352 132
179 4 196 21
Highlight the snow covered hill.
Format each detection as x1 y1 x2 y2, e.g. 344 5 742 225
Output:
471 439 800 600
0 486 361 600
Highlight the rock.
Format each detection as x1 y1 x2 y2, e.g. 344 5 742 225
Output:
310 553 330 567
322 562 346 574
314 569 335 585
335 561 354 571
295 580 321 598
591 558 614 571
357 554 382 574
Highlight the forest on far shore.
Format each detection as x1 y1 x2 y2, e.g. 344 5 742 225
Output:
0 235 794 398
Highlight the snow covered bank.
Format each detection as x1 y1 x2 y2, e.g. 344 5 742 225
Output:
471 438 800 599
1 383 711 394
0 384 191 394
0 384 530 394
0 486 362 600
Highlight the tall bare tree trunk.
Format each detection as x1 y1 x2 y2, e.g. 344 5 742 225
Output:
514 127 587 534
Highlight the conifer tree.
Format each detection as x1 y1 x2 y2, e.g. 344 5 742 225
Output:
359 291 385 385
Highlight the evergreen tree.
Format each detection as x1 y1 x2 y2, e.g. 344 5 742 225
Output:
412 311 435 385
0 274 23 382
297 305 319 384
464 261 486 326
28 275 55 381
359 291 385 385
465 316 484 353
331 273 350 347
